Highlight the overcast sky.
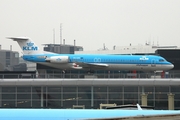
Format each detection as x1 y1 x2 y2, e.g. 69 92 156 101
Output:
0 0 180 53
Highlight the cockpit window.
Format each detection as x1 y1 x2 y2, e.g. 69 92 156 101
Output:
159 59 165 62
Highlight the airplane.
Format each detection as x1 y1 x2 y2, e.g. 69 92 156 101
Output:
0 108 180 119
8 37 174 71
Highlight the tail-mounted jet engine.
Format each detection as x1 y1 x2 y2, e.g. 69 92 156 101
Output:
45 56 69 63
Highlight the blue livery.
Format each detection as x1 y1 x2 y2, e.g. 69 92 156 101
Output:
8 37 174 71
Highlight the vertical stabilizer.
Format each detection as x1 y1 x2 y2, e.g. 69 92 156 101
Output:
7 37 42 55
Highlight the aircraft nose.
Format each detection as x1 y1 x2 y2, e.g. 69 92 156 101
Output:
171 64 174 69
169 64 174 69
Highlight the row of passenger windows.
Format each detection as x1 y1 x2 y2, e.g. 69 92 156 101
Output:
72 59 149 62
71 59 165 62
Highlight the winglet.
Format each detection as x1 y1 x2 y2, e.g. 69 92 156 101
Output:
7 37 29 41
137 104 143 110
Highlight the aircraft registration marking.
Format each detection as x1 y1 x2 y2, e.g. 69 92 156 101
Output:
37 56 46 58
136 64 148 66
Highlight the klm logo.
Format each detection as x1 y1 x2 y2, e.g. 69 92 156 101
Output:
23 42 38 51
56 58 61 61
140 56 149 60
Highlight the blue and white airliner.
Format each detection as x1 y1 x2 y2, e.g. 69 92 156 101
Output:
8 37 174 71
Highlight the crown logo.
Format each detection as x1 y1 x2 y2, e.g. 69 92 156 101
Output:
56 58 61 61
27 42 34 47
140 56 149 60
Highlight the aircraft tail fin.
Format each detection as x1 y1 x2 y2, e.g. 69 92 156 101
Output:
7 37 43 55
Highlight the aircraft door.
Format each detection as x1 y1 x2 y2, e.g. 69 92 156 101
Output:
151 59 156 67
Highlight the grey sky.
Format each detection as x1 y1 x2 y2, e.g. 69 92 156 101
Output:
1 0 180 53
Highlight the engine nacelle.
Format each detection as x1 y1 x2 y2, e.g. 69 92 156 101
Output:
46 56 69 63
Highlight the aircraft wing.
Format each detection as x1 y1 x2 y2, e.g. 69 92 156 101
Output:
72 62 109 69
1 109 180 119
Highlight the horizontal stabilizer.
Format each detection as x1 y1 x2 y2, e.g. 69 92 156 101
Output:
7 37 29 41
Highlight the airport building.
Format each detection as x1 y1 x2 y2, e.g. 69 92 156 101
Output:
75 43 178 55
43 41 83 54
0 77 180 110
0 45 19 71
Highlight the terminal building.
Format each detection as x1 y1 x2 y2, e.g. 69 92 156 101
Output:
0 43 180 110
43 39 83 54
0 78 179 110
0 45 20 71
